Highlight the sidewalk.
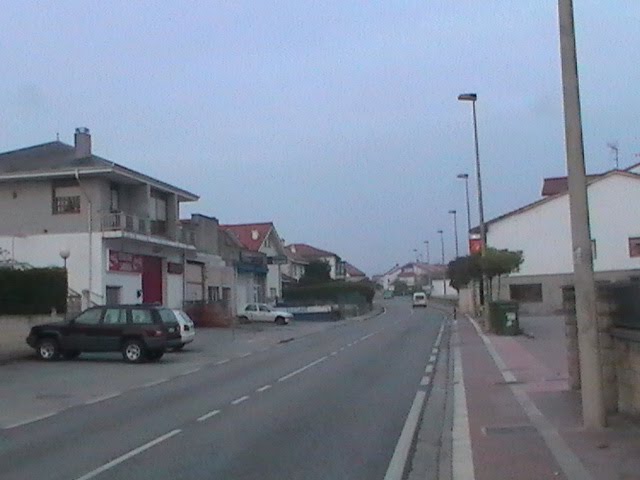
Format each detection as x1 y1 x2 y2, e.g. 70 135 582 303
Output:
455 314 640 480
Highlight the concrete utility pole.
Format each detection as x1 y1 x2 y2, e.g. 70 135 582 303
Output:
558 0 605 429
437 230 447 296
449 209 460 258
457 173 472 254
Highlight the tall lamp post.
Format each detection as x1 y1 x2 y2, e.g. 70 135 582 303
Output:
558 0 604 429
457 173 472 253
449 209 459 258
458 92 487 305
424 240 430 264
437 229 447 296
59 249 70 270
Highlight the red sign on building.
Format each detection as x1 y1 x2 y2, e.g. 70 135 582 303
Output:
469 235 483 255
109 251 143 273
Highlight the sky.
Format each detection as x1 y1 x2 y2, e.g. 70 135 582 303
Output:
0 1 638 276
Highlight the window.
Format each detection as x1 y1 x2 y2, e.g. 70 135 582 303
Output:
629 237 640 258
270 287 277 299
259 305 271 312
106 286 121 305
509 283 543 303
264 236 271 248
158 309 177 324
74 308 102 325
208 286 220 302
52 180 81 214
103 308 126 325
130 309 154 324
245 304 257 312
150 193 168 235
110 185 120 212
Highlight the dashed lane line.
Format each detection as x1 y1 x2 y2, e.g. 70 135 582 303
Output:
84 392 122 405
231 395 250 406
278 356 328 382
215 359 230 365
196 410 221 422
74 429 182 480
256 385 272 393
425 364 434 374
420 375 431 386
140 378 169 388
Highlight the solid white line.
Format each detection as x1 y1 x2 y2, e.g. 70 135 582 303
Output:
74 429 182 480
141 378 169 388
256 385 272 393
420 375 431 386
278 356 328 382
178 367 201 376
3 411 60 429
383 390 427 480
466 315 593 480
452 344 475 480
215 359 230 365
425 364 434 374
429 354 437 363
231 395 249 405
84 392 122 405
196 409 221 422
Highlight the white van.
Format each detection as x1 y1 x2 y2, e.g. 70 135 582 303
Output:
412 292 428 308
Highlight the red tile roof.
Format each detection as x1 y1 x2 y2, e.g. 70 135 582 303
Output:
220 222 273 252
345 262 366 277
287 243 338 259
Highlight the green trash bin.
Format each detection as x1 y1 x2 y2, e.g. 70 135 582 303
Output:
489 301 520 335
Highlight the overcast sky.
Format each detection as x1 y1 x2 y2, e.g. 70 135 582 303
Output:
0 1 638 275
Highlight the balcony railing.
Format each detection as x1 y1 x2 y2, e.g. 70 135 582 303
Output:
102 213 198 247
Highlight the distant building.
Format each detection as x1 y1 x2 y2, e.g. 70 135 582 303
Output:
285 243 346 280
344 262 367 282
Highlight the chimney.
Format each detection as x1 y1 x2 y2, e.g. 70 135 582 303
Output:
74 127 91 159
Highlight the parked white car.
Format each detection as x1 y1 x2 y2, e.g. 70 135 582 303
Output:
172 309 196 350
239 303 293 325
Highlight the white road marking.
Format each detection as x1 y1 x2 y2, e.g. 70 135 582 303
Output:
178 367 201 376
429 354 437 363
383 390 427 480
452 342 475 480
425 364 434 374
3 411 60 430
361 333 374 340
432 347 439 355
74 429 182 480
239 352 251 358
141 378 169 388
256 385 272 393
352 340 359 345
231 395 249 405
278 356 328 382
420 375 431 386
84 392 122 405
196 409 221 422
330 351 338 356
215 359 230 365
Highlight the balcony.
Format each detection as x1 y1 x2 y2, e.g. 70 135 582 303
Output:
101 212 150 235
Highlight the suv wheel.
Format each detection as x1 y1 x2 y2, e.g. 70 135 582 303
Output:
122 339 145 363
37 338 60 361
275 316 286 325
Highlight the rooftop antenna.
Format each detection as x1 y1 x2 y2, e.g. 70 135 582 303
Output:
607 141 619 169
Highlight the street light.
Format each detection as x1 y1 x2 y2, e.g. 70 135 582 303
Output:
437 229 447 296
459 92 487 305
449 209 459 258
59 249 70 269
457 173 472 253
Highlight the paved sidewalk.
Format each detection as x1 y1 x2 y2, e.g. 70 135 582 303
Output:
455 314 640 480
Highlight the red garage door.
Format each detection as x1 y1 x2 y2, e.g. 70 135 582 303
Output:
142 256 163 304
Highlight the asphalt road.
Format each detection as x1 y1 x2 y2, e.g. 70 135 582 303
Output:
0 299 447 480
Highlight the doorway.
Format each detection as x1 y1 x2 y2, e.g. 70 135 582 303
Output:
142 256 163 304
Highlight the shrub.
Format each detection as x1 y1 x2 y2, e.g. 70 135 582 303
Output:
283 281 375 305
0 267 67 315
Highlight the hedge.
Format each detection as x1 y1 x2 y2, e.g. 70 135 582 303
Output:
0 267 67 315
283 281 375 305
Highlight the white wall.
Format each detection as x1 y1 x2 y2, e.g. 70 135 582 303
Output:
104 271 141 304
488 174 640 276
166 273 184 308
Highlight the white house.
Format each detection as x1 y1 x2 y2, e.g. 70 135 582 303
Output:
0 128 199 309
285 243 346 280
483 165 640 314
221 222 287 303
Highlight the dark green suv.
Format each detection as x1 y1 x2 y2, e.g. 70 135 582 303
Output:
26 305 182 363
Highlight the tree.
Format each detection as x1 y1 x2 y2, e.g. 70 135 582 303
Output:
479 248 524 300
447 255 482 292
392 280 410 296
300 260 331 284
